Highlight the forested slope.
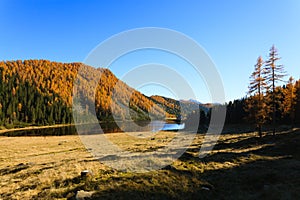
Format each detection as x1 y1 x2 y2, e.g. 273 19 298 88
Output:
0 60 204 128
0 60 167 127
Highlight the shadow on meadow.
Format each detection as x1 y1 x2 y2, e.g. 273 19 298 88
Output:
26 128 300 200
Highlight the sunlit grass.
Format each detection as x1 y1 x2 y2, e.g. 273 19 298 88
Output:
0 128 299 199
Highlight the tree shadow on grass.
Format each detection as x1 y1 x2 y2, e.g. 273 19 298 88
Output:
202 159 300 199
184 128 300 164
65 168 216 200
45 129 300 200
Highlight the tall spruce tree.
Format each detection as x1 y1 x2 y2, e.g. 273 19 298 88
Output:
264 45 286 135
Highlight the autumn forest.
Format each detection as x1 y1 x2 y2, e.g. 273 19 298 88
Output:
0 45 300 134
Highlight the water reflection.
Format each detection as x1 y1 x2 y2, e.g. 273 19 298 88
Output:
3 120 185 136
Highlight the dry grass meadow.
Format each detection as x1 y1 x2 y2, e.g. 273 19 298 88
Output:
0 128 300 199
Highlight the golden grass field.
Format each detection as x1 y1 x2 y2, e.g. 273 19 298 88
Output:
0 128 300 199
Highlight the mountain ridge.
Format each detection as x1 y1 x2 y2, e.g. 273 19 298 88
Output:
0 59 207 128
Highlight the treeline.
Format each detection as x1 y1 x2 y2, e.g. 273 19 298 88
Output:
225 79 300 125
225 45 300 136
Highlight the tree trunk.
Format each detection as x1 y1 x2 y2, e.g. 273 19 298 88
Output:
272 68 276 136
258 124 262 138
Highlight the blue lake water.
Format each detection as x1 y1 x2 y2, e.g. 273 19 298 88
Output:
3 120 185 136
148 120 185 132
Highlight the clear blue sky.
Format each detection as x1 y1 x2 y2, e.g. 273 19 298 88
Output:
1 0 300 103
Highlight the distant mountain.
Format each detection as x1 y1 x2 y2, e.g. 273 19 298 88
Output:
187 99 202 104
151 96 211 119
179 99 211 114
